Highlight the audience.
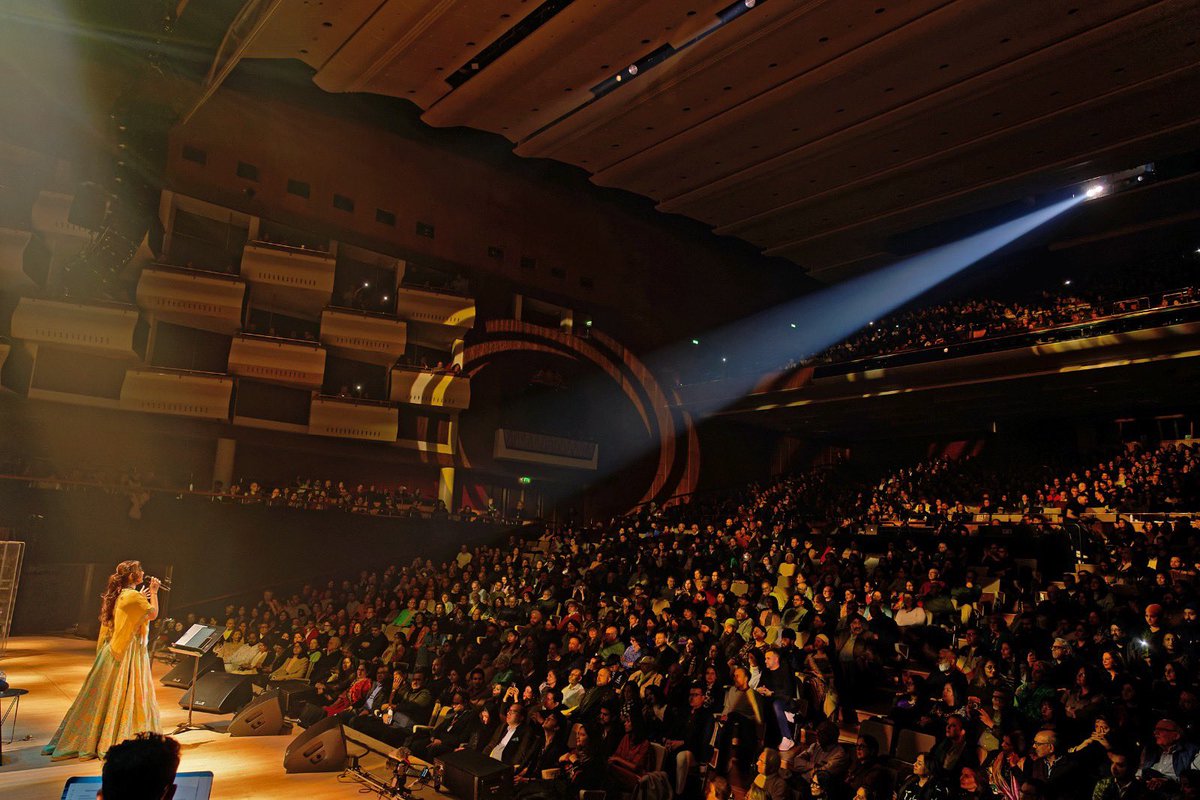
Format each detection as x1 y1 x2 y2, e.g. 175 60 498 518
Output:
27 432 1199 800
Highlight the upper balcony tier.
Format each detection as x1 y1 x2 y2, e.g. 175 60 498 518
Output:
228 333 326 390
387 365 470 410
395 286 475 350
10 297 143 359
30 191 91 255
308 394 399 442
240 240 335 320
136 263 246 335
120 366 233 421
319 307 407 366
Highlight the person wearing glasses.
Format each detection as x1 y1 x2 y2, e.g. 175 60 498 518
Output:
1138 717 1199 794
1028 730 1084 799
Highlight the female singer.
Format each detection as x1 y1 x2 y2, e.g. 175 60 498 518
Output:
43 560 162 760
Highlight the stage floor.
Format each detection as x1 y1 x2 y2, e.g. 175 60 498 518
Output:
0 635 406 799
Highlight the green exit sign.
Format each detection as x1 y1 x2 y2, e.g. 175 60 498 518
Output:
518 476 532 485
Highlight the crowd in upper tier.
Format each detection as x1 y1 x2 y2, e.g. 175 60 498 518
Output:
804 265 1196 368
169 439 1200 800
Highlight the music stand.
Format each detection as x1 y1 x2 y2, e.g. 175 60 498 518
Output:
168 624 223 735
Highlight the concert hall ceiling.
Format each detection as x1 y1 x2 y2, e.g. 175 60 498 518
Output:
190 0 1200 282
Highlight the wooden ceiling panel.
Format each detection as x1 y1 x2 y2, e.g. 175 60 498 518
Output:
604 0 1162 201
420 1 733 142
673 1 1199 232
243 0 384 67
773 107 1200 270
514 0 948 169
353 0 535 108
208 0 1200 279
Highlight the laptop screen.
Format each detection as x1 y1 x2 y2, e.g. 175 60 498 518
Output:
61 771 214 800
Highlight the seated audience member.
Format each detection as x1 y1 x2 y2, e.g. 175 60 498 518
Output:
606 713 653 793
1138 717 1199 794
791 720 850 787
484 703 535 766
746 748 787 800
407 690 478 760
99 732 181 800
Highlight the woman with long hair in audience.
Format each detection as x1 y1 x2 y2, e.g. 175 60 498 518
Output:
43 560 161 760
607 712 653 793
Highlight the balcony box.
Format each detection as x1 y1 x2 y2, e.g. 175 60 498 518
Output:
395 287 475 349
309 395 399 442
494 429 599 470
388 367 470 410
136 264 246 335
11 297 142 358
320 307 407 366
31 191 91 254
228 333 325 389
0 225 37 291
241 240 335 319
120 367 233 420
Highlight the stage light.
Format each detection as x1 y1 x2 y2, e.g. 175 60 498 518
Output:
355 384 363 392
585 319 593 327
1084 184 1107 199
362 282 370 288
691 338 700 345
721 357 727 362
789 323 797 328
1063 279 1071 286
382 295 389 301
628 65 638 76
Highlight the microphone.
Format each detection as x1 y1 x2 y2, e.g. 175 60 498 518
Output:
144 576 173 592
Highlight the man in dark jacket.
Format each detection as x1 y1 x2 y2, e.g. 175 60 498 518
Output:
407 690 478 760
483 703 536 766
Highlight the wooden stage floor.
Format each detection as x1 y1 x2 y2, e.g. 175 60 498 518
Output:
0 635 408 799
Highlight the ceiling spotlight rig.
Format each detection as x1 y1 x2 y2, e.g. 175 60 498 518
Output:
1079 163 1154 201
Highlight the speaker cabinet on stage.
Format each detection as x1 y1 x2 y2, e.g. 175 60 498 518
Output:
179 672 255 714
228 689 289 736
161 651 221 689
435 749 513 800
283 715 346 773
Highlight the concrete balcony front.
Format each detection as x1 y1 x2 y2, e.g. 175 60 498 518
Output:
0 225 38 291
387 366 470 410
308 395 399 442
319 307 407 366
241 240 335 320
228 333 326 390
120 367 233 421
395 286 475 350
10 297 142 359
136 264 246 335
30 191 91 256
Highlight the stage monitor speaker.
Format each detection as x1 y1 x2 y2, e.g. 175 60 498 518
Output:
161 651 221 689
179 672 255 714
435 749 513 800
283 715 346 773
229 689 288 736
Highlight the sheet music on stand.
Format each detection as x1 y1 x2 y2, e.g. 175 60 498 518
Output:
168 625 224 736
170 624 222 657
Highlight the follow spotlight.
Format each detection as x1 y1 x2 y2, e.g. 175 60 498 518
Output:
1084 183 1107 200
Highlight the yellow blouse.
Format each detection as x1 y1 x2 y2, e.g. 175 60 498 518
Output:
97 588 151 661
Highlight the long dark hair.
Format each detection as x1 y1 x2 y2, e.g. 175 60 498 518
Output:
100 560 143 626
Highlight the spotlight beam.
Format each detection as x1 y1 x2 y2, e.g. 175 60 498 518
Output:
655 195 1085 418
